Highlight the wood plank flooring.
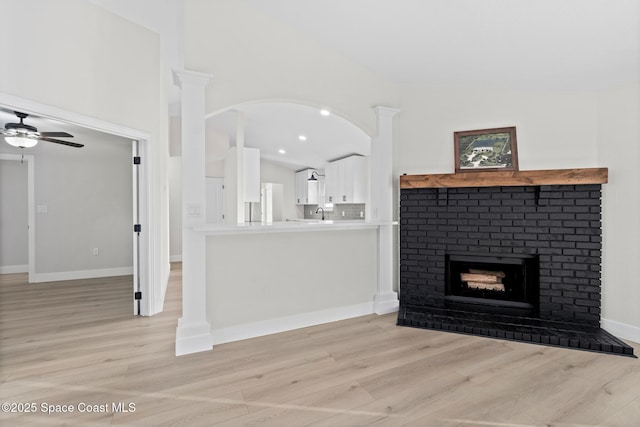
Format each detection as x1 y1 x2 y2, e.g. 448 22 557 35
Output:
1 264 639 426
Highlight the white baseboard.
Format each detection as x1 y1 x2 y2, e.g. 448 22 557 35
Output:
602 318 640 345
176 318 213 356
170 255 182 263
211 302 375 345
0 264 28 274
374 292 399 315
31 267 134 283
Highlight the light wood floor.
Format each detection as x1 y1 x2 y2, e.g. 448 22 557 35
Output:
1 264 639 427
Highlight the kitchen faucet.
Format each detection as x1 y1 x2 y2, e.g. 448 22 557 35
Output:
315 207 325 220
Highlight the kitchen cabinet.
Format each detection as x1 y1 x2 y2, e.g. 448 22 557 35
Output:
325 155 368 204
295 169 319 205
324 161 338 204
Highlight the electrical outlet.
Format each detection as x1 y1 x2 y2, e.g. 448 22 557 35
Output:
360 211 363 218
342 211 345 216
92 248 99 256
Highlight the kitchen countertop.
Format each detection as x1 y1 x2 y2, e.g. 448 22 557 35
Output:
192 220 396 236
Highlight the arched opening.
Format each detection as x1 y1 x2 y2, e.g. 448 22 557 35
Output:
203 100 372 224
172 84 399 355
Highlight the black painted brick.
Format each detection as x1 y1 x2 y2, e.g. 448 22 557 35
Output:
399 184 603 328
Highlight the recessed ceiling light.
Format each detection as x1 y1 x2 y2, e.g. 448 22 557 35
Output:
320 109 330 116
298 135 307 141
278 149 286 154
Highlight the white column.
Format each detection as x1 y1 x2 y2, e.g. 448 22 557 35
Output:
235 112 245 223
371 106 401 315
173 69 213 355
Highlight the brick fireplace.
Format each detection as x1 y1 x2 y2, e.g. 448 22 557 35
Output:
398 168 634 356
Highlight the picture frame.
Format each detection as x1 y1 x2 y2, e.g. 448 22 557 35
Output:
454 126 519 172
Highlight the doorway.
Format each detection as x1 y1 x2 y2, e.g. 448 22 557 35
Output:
0 93 156 316
0 154 34 280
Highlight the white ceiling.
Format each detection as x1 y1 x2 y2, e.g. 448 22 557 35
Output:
206 103 370 171
246 0 640 91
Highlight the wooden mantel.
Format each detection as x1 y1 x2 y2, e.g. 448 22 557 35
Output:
400 168 608 189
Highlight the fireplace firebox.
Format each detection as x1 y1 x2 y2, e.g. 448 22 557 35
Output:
445 252 539 317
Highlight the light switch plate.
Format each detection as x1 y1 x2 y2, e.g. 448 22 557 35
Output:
186 203 202 217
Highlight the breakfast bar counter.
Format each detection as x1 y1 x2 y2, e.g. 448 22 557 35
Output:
195 221 393 345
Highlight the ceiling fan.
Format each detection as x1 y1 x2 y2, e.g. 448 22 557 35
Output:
1 111 83 148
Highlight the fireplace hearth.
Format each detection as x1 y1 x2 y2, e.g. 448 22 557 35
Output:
398 170 634 357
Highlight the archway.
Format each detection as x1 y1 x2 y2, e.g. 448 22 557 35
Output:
204 100 373 223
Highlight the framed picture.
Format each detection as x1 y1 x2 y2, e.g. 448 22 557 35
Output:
454 126 519 172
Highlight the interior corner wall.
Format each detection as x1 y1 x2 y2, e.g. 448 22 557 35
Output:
597 82 640 336
183 0 398 136
0 0 169 311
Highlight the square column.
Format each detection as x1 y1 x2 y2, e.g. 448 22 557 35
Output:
371 106 400 314
173 69 213 355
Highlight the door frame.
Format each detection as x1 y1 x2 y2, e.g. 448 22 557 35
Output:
0 92 157 316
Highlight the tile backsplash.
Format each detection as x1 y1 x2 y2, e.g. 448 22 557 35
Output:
304 204 365 221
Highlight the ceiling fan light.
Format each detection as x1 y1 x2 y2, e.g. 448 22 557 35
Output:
5 135 38 148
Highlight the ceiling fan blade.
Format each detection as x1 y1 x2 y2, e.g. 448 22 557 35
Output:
39 137 84 148
40 131 74 138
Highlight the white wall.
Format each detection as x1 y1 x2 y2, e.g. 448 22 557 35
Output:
1 135 133 279
0 159 28 272
206 229 378 343
597 82 640 339
396 86 599 174
88 0 184 110
0 0 169 312
1 1 164 133
183 0 398 137
205 127 230 178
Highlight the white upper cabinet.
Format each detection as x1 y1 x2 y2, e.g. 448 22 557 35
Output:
325 155 368 204
295 169 319 205
325 161 339 204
